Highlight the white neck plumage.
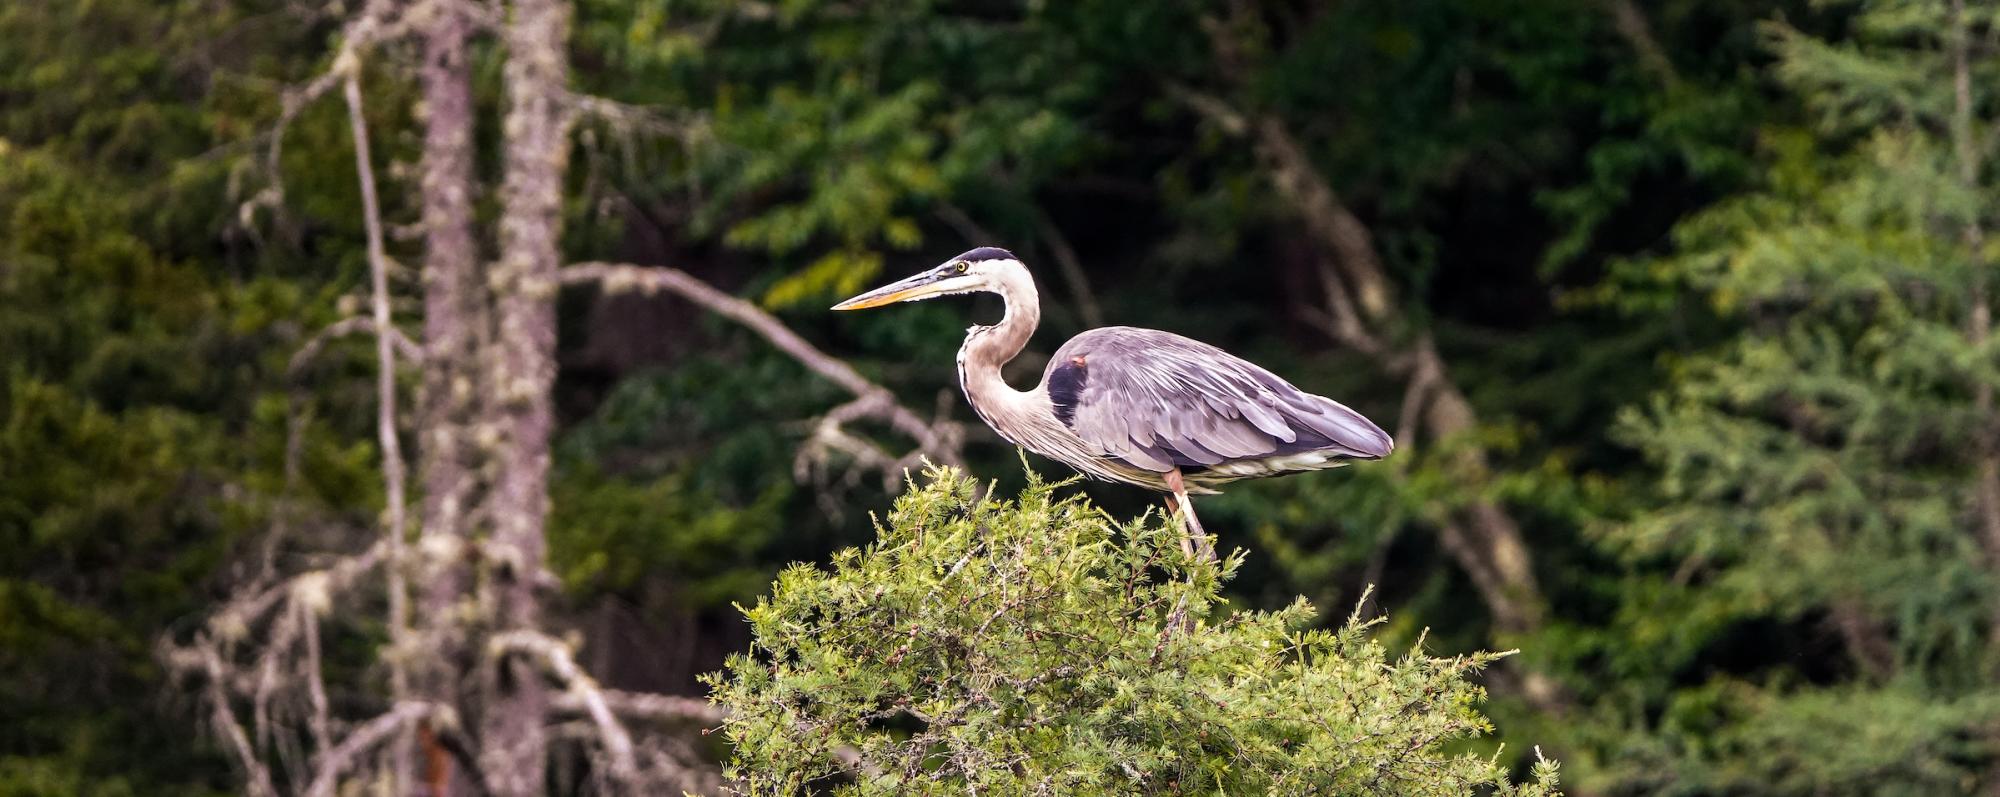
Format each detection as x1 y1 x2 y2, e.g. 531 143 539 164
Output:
957 260 1044 421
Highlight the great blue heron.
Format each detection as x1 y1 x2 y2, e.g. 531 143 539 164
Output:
834 246 1394 559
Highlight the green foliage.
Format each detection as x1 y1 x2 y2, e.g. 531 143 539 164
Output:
708 467 1560 796
1570 1 2000 791
21 0 1991 792
552 465 788 605
0 2 377 792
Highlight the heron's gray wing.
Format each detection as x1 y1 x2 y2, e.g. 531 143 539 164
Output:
1045 327 1393 473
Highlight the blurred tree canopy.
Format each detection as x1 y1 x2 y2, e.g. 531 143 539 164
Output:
13 0 2000 793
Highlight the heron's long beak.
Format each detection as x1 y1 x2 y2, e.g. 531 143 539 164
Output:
831 269 980 310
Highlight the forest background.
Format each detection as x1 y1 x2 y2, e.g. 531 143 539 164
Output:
7 0 2000 794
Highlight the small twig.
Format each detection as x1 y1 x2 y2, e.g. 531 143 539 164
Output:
178 641 280 797
288 315 423 378
302 701 439 797
206 539 389 642
1164 83 1250 137
300 601 334 756
245 0 409 236
1395 340 1441 446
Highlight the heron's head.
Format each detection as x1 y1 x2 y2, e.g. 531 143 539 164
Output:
831 247 1025 311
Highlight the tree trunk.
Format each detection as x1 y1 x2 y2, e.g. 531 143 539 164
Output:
480 0 573 792
418 0 480 590
415 3 481 793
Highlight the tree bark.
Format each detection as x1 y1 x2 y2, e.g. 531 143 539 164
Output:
418 0 480 597
481 0 574 792
415 3 481 793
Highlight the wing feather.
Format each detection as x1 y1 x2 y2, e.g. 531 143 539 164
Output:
1045 327 1393 475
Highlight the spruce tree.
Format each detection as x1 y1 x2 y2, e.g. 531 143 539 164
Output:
1602 1 2000 790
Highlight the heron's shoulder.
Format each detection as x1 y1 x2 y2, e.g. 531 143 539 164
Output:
1054 326 1220 359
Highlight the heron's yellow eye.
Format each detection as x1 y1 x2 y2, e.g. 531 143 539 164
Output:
955 261 969 274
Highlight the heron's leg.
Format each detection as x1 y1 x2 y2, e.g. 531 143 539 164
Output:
1163 469 1213 563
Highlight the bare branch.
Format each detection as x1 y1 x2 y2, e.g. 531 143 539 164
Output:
1163 84 1249 137
300 602 334 756
1296 261 1399 366
559 689 880 779
1602 0 1681 88
246 0 410 234
1394 348 1439 448
287 315 423 379
342 67 416 793
563 262 965 477
568 91 709 141
1183 18 1397 323
303 701 441 797
170 641 279 797
250 593 304 750
206 539 388 643
488 631 640 787
553 688 726 726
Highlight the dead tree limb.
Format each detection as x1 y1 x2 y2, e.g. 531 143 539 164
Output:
302 701 442 797
1602 0 1680 88
179 641 281 797
553 689 726 726
341 66 416 795
489 631 641 788
207 539 389 643
244 0 409 235
557 689 877 779
562 262 966 482
287 315 422 377
412 4 484 791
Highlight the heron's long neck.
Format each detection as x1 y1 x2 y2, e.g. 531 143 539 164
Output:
958 266 1041 411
